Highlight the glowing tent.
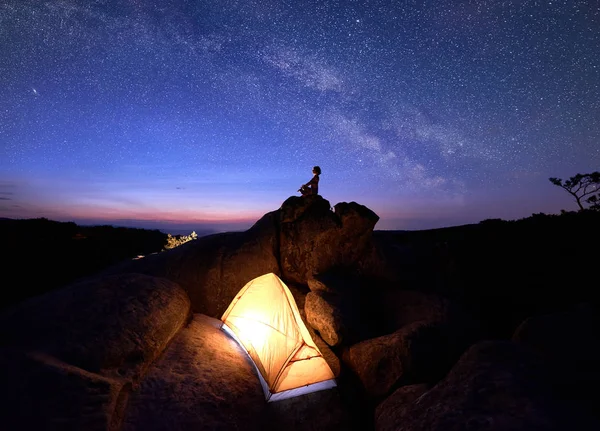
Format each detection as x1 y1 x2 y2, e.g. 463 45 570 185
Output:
221 273 337 402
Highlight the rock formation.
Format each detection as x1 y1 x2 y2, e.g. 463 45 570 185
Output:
100 211 281 317
513 302 600 419
99 195 379 319
0 196 381 430
279 196 379 284
0 273 191 430
375 340 599 431
2 197 597 431
121 314 267 431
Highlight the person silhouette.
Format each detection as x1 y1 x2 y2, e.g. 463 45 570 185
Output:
299 166 321 196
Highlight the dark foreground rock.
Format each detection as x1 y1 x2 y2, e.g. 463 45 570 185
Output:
0 348 128 431
342 289 480 401
343 320 454 400
0 273 190 430
304 270 379 347
375 340 599 431
374 384 429 426
265 387 356 431
122 314 350 431
0 273 190 383
513 302 600 417
122 314 267 431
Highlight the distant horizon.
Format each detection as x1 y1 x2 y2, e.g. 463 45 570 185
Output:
1 195 576 236
0 185 582 234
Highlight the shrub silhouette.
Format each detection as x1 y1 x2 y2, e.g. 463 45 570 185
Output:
549 172 600 211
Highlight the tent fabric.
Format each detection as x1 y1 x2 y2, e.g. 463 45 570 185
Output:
221 273 336 401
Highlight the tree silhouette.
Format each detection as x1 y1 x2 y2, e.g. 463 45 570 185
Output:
549 172 600 211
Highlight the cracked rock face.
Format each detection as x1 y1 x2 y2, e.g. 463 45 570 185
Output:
279 195 379 284
305 290 346 347
0 273 192 430
375 340 600 431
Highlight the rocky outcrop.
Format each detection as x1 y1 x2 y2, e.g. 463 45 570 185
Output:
0 273 190 430
304 270 378 347
122 314 267 431
279 196 379 284
343 329 405 400
306 269 366 294
343 320 456 400
0 273 190 382
305 292 374 348
375 384 428 426
305 291 346 346
356 231 420 286
3 203 598 431
101 211 281 317
339 287 480 400
513 303 600 416
375 340 599 431
1 348 129 431
96 197 378 318
122 314 350 431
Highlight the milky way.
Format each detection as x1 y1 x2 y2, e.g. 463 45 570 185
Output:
1 0 599 231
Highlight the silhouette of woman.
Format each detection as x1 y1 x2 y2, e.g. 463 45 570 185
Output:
299 166 321 196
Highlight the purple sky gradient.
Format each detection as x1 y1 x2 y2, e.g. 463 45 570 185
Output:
1 1 598 233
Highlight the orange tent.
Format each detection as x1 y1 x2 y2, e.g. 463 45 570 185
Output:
221 273 336 402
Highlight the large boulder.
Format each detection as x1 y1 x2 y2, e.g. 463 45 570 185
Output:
374 288 481 363
0 349 128 431
305 291 346 347
513 303 600 416
343 329 404 400
101 211 280 317
279 196 379 284
374 384 429 425
305 270 381 346
343 321 452 400
122 314 267 431
375 340 599 431
304 288 374 347
0 273 190 382
341 289 480 399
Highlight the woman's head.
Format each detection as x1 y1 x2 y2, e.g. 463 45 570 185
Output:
312 166 321 175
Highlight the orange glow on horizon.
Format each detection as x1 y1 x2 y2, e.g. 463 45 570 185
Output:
42 203 266 225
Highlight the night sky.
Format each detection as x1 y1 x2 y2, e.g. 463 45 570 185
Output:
1 1 599 232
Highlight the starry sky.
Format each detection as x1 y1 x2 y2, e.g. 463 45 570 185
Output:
1 0 599 232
